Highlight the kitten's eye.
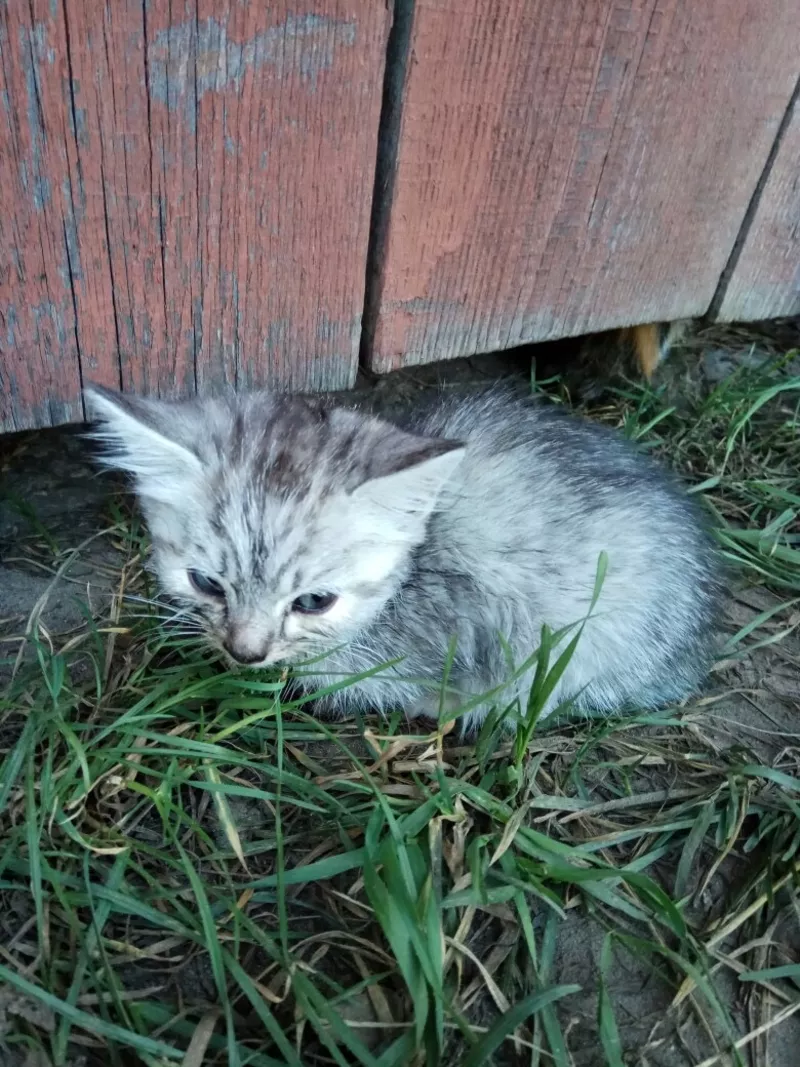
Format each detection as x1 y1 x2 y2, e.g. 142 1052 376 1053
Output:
188 569 226 598
291 592 338 615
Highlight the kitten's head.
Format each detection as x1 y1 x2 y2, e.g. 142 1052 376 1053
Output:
85 386 464 667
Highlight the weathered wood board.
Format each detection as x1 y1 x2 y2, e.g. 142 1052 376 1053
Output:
369 0 800 373
0 1 84 430
0 2 390 432
717 84 800 323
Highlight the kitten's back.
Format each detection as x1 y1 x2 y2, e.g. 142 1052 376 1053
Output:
401 389 722 710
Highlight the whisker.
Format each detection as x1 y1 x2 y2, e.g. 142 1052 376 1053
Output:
122 593 175 608
124 604 203 623
122 612 180 621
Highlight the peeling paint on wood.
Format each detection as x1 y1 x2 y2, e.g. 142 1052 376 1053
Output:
717 85 800 322
1 2 389 431
3 0 798 433
147 13 358 126
0 1 83 432
368 0 800 373
188 0 382 393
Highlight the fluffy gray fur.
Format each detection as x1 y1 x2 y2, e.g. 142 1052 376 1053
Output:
85 384 722 733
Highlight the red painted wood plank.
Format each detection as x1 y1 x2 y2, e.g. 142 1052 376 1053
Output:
185 1 386 393
58 1 178 398
0 1 84 432
1 2 389 432
717 87 800 322
368 0 800 373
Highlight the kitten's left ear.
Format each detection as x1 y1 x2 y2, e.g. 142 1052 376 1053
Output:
353 431 465 522
84 384 204 501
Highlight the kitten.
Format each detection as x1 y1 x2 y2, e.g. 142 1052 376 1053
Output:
85 384 722 734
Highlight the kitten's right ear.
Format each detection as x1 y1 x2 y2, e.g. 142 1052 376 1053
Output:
84 384 203 500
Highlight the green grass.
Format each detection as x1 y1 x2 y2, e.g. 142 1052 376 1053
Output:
1 347 799 1066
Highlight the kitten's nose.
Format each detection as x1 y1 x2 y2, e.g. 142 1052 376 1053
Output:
222 641 266 665
222 628 270 665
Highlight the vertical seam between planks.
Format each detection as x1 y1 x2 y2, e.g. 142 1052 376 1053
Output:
99 13 125 395
192 0 201 394
357 0 415 376
141 0 170 396
708 70 800 320
60 1 90 418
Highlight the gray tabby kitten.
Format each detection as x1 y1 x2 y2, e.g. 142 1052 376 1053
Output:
86 385 722 733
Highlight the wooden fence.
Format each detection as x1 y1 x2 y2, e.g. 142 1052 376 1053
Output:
1 1 799 433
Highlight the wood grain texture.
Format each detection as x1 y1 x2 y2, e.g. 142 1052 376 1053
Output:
0 2 389 432
717 84 800 322
369 0 800 373
0 1 84 431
